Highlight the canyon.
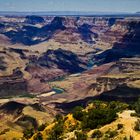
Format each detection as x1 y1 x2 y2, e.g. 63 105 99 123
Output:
0 15 140 139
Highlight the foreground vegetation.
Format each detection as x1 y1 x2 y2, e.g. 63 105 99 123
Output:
4 99 140 139
26 100 130 140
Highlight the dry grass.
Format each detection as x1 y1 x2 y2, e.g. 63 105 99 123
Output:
88 110 140 140
128 80 140 88
0 130 23 140
23 106 53 125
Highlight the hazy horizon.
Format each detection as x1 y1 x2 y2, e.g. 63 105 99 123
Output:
0 0 140 13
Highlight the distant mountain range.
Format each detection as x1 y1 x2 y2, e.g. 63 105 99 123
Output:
0 11 140 16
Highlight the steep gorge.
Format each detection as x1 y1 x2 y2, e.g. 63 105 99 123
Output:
0 15 140 107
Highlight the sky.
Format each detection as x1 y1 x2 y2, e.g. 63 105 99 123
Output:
0 0 140 13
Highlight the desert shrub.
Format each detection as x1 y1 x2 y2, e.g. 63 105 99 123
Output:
23 128 34 139
67 121 80 132
75 131 87 140
91 100 107 109
0 128 10 135
130 112 138 117
81 108 117 130
105 129 118 138
123 136 128 140
55 114 63 122
33 132 43 140
12 138 19 140
72 101 119 130
133 98 140 114
130 135 134 140
134 119 140 131
117 123 123 130
38 123 46 131
109 101 128 112
91 129 103 138
72 106 84 121
16 115 38 130
47 121 64 140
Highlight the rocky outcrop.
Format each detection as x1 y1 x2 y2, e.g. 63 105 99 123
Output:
94 19 140 64
78 23 97 43
109 57 140 73
52 28 80 44
0 16 139 48
0 16 123 45
0 34 11 45
42 17 66 31
0 101 26 114
25 15 45 24
86 57 140 101
0 100 54 138
23 48 89 93
0 68 28 97
36 48 87 73
0 23 5 28
99 85 140 102
0 56 6 71
2 17 66 45
26 64 65 82
4 25 41 45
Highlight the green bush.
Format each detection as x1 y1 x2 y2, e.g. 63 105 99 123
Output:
135 99 140 114
12 138 19 140
38 124 46 131
72 106 84 121
134 119 140 131
81 108 117 130
48 121 64 140
23 128 34 139
55 114 63 122
91 100 107 109
123 136 128 140
105 129 118 138
130 113 137 117
33 132 43 140
133 98 140 114
72 101 120 130
109 101 128 112
0 128 10 135
91 130 103 138
75 131 87 140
